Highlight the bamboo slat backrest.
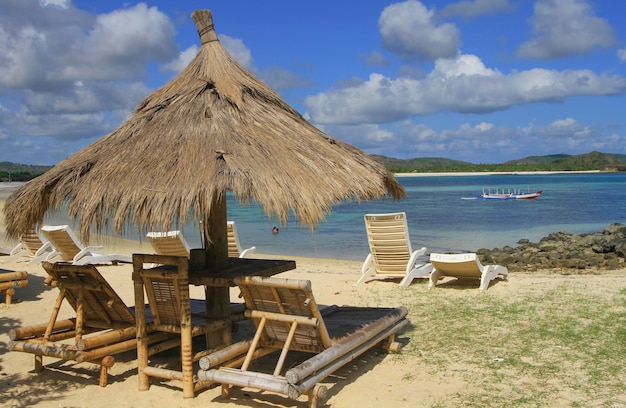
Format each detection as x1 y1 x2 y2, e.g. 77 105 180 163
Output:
234 276 332 353
132 253 226 398
364 212 413 275
134 254 191 332
42 261 135 329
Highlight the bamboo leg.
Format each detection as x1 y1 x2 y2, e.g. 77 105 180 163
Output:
34 355 43 372
307 384 328 408
4 288 15 304
241 317 266 371
75 288 84 341
134 276 150 391
44 288 66 341
274 321 298 376
33 286 67 372
181 297 194 397
98 356 115 387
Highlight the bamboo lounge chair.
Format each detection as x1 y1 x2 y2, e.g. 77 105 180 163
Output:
146 230 192 257
429 252 509 291
41 224 131 265
147 222 255 259
3 228 53 263
132 253 231 398
8 262 191 386
197 276 409 407
356 212 433 287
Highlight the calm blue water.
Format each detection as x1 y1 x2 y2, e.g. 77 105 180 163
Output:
43 173 626 261
204 172 626 261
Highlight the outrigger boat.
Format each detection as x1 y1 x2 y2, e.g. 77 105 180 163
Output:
480 188 543 200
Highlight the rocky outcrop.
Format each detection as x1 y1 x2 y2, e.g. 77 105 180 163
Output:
477 223 626 273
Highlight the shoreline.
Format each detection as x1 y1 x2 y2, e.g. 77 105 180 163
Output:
393 170 604 177
0 170 607 190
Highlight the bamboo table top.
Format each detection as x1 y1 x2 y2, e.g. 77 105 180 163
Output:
188 258 296 287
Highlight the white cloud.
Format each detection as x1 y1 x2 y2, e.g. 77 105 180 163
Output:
361 51 390 67
258 66 312 91
0 3 178 88
319 117 626 163
76 4 178 80
431 54 497 77
39 0 70 9
221 34 254 69
0 1 178 145
304 54 626 125
219 34 309 91
163 45 199 74
526 117 594 141
23 81 151 115
438 0 515 19
379 0 460 61
517 0 615 59
618 48 626 62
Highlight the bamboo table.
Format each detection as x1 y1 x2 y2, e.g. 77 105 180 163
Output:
188 257 296 287
135 253 296 348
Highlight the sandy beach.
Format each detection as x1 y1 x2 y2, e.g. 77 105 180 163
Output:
1 184 625 407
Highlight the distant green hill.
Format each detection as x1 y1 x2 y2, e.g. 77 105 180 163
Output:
370 155 471 173
505 151 626 167
503 154 572 165
374 151 626 173
2 151 625 182
0 162 53 182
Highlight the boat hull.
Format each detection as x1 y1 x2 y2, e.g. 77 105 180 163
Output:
479 190 542 200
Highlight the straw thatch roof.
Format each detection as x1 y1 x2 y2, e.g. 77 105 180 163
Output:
4 10 404 244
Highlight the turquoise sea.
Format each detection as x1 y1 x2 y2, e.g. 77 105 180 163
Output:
39 172 626 262
205 172 626 261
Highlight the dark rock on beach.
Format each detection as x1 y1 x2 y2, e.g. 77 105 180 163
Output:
477 223 626 273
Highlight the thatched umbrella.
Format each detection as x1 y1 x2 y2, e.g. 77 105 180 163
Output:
4 9 404 268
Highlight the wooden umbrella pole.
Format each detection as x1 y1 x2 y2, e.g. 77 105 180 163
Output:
204 191 228 268
203 192 231 348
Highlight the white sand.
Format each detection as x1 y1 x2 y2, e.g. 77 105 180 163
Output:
2 240 625 407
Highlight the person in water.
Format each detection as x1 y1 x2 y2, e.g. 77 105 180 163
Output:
272 226 279 234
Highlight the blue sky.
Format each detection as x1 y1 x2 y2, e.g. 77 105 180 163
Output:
1 0 626 165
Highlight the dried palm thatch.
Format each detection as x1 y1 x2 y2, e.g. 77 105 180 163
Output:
4 10 405 251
